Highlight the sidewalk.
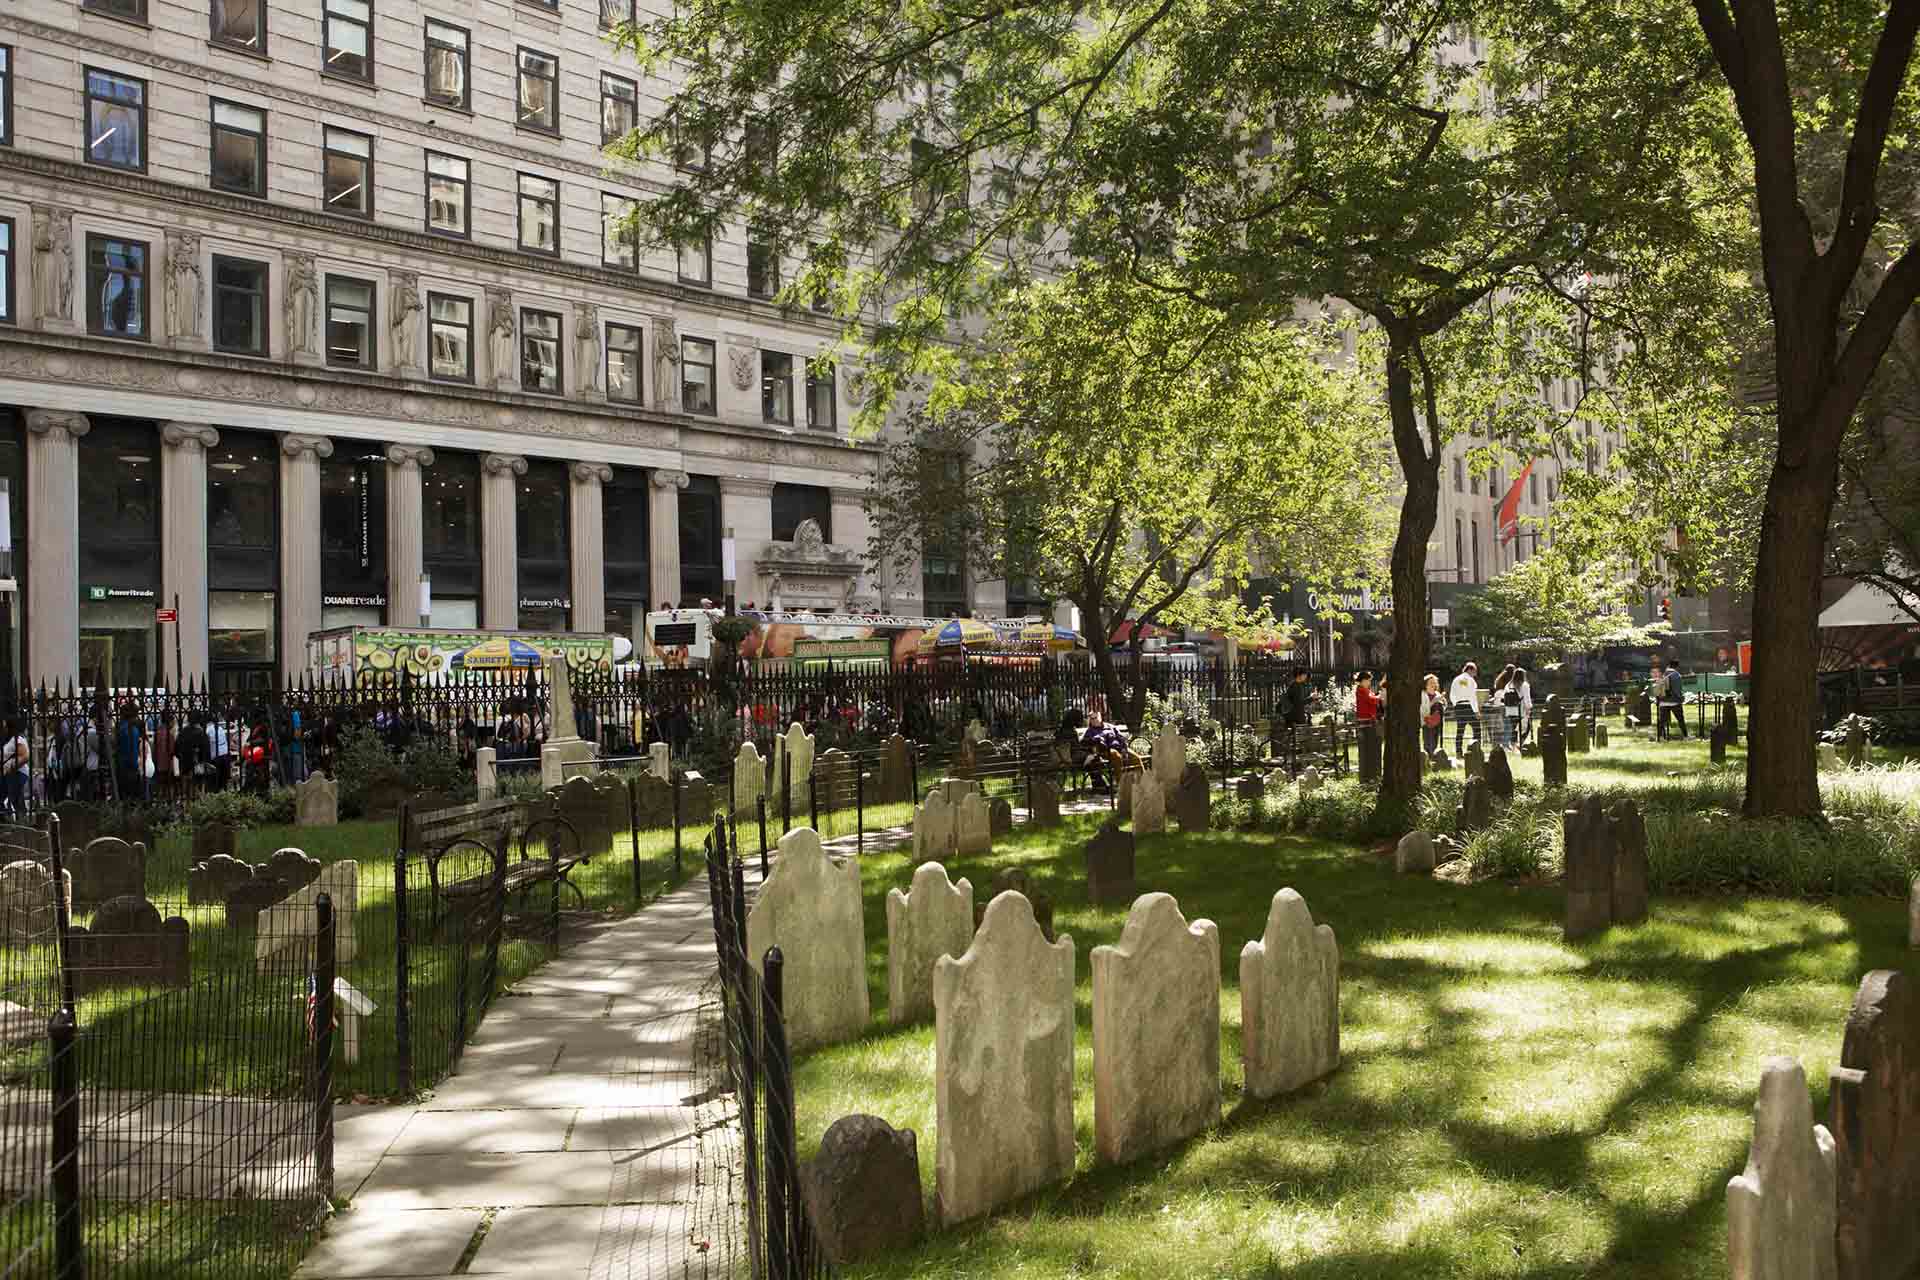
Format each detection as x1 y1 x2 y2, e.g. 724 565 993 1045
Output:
303 862 756 1280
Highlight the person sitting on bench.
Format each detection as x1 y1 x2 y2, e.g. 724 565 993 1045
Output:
1080 712 1129 794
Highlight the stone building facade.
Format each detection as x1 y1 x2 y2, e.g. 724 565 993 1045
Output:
0 0 964 691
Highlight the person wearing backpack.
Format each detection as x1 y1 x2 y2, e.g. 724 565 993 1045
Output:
1659 659 1688 740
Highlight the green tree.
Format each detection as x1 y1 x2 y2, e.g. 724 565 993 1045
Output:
1451 550 1669 658
867 271 1393 725
614 0 1718 817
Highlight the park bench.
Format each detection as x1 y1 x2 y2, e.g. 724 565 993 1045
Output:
1267 721 1351 778
400 795 589 915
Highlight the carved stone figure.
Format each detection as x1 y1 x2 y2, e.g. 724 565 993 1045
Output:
575 303 602 394
388 270 422 369
487 288 516 385
165 231 203 343
285 253 319 358
651 316 679 410
845 366 869 407
728 344 756 392
31 205 74 326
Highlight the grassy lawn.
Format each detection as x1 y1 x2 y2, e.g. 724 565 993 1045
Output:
796 735 1915 1279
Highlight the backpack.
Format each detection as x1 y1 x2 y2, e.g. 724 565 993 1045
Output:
1667 670 1685 700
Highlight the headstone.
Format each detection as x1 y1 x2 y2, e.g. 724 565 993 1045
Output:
746 828 869 1051
935 777 980 808
1131 770 1166 835
294 774 338 827
224 877 289 934
1151 727 1186 792
67 896 190 994
1829 969 1920 1280
775 722 817 810
1711 723 1730 764
1540 698 1568 787
988 796 1013 838
1240 889 1339 1099
1173 763 1211 832
953 736 978 778
885 861 973 1024
1821 743 1845 771
265 847 322 894
1395 830 1436 875
1463 743 1485 781
1563 795 1651 940
1428 749 1453 772
1722 698 1742 744
192 821 240 864
633 773 675 828
955 792 993 856
1728 1056 1838 1280
1085 822 1136 906
800 1115 926 1265
1117 768 1137 819
364 776 409 820
256 860 359 972
0 861 61 943
933 892 1075 1225
1455 776 1491 833
474 747 497 800
1030 778 1061 828
1486 746 1515 800
1357 723 1381 784
878 734 913 804
911 789 956 865
1235 774 1265 803
1594 722 1610 749
52 802 100 856
67 837 145 909
1568 715 1591 754
0 824 47 865
597 774 629 837
1298 767 1323 794
1845 720 1870 768
188 853 257 905
733 741 766 816
555 775 612 858
815 748 854 810
1092 893 1220 1165
681 771 713 824
1610 799 1651 925
648 741 671 780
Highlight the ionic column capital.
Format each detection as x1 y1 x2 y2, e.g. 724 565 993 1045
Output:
161 422 220 451
649 468 690 492
386 444 434 469
570 461 613 485
483 452 529 477
25 410 89 440
281 433 334 460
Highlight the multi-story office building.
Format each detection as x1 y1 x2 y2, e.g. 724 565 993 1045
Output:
0 0 974 692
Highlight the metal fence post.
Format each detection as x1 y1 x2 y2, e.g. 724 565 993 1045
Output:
757 795 769 876
48 813 76 1009
762 947 794 1280
671 772 683 880
314 892 337 1201
855 766 864 858
909 741 919 806
50 1005 82 1280
808 767 818 833
393 850 413 1097
781 751 792 836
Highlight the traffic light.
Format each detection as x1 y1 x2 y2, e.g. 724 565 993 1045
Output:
1659 596 1671 622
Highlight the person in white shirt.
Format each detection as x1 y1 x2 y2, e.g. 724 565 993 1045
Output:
1449 662 1481 755
1420 674 1445 755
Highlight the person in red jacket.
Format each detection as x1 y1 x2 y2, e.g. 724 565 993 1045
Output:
1353 671 1381 725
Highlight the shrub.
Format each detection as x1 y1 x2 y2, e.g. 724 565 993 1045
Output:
332 727 471 818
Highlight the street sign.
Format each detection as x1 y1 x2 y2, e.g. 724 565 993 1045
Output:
155 607 178 623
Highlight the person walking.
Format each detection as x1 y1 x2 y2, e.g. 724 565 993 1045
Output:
1659 657 1689 740
1490 666 1515 747
1420 674 1445 755
1509 668 1534 746
1449 662 1481 755
1283 669 1311 728
0 719 29 817
1353 671 1380 727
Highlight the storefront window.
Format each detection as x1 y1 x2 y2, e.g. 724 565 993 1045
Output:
422 450 480 620
210 589 275 663
207 430 277 680
678 475 722 607
0 414 25 691
78 419 160 688
516 459 569 630
604 465 649 629
321 441 388 628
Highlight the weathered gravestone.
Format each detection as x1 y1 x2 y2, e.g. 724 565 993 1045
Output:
474 746 497 801
257 860 359 973
1829 969 1920 1280
1092 893 1220 1165
188 853 257 905
1428 749 1453 772
936 777 980 807
648 741 671 781
983 868 1055 942
1395 830 1436 875
1117 768 1137 819
67 837 145 909
0 861 63 943
555 775 611 858
1711 722 1731 764
885 861 973 1024
1568 715 1591 754
1594 722 1610 748
1085 822 1137 906
1463 743 1486 781
1131 770 1166 835
746 827 868 1051
224 877 289 934
1486 746 1515 801
266 847 322 893
1240 889 1340 1099
1236 774 1266 803
1455 776 1491 833
1298 766 1323 794
1821 743 1845 772
192 821 240 864
596 775 629 838
1563 795 1651 941
1721 698 1742 744
294 774 338 827
1173 763 1211 832
51 802 99 855
1728 1056 1838 1280
801 1115 926 1265
815 748 854 812
955 792 993 856
633 773 674 829
1151 727 1186 792
933 891 1075 1225
877 733 913 804
1540 699 1568 787
680 772 713 824
1845 720 1870 768
67 896 190 994
1357 723 1381 785
988 797 1013 838
1030 778 1061 828
774 722 816 811
911 789 956 865
362 776 409 821
0 824 47 867
733 741 766 817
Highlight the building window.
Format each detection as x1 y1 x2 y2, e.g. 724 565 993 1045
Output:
520 308 562 394
516 49 559 134
0 219 14 323
323 127 373 217
323 0 371 82
809 245 831 312
1470 468 1481 496
428 292 472 382
321 443 389 625
84 69 146 172
602 194 637 270
516 460 570 631
85 235 148 340
807 360 836 431
747 228 779 299
761 351 794 424
673 120 711 172
678 235 711 287
1452 457 1464 492
210 0 265 51
989 165 1016 207
1529 472 1539 504
522 0 558 11
211 256 269 356
424 20 469 109
604 467 650 628
209 100 266 196
922 542 967 616
678 475 723 604
771 484 831 543
606 323 642 403
84 0 146 19
426 152 470 237
601 74 637 145
0 48 12 146
600 0 635 27
1471 519 1482 583
325 276 375 368
422 451 482 611
517 175 560 255
682 336 716 414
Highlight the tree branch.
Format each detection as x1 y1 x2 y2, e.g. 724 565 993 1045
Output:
1816 0 1920 319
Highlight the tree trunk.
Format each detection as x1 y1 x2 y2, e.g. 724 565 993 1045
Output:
1375 335 1440 825
1080 597 1127 720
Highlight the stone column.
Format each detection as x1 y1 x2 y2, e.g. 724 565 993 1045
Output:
279 435 333 677
481 453 527 629
569 463 611 632
24 410 87 685
830 485 876 610
719 477 775 605
385 445 434 626
161 422 219 687
648 469 689 609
